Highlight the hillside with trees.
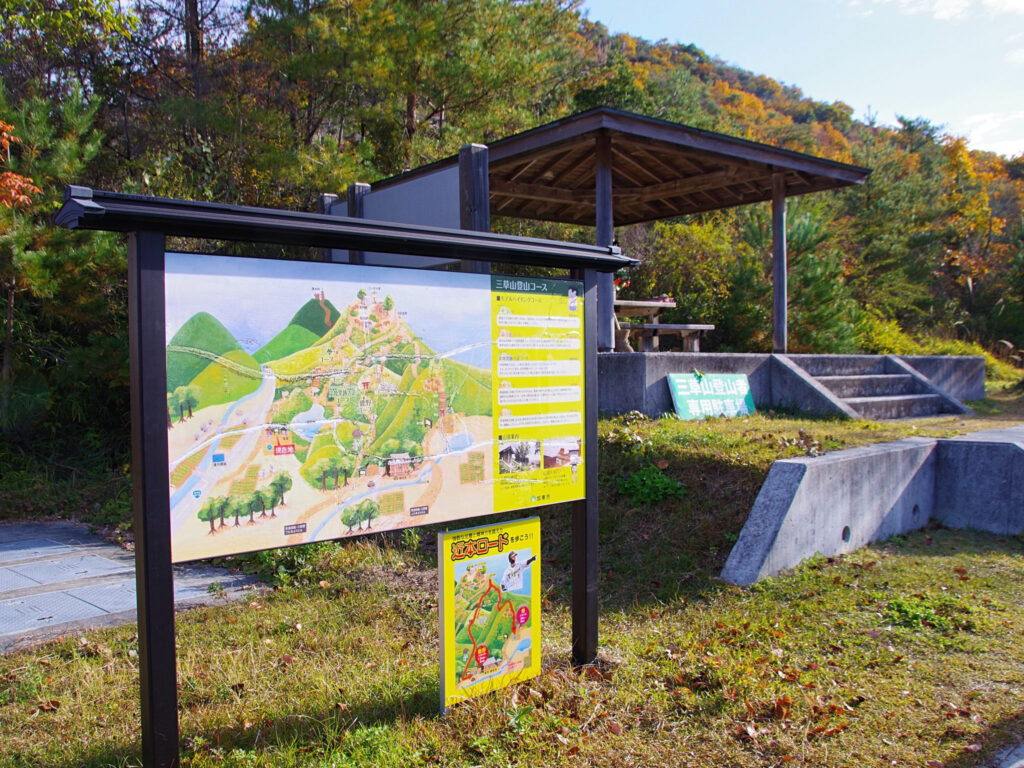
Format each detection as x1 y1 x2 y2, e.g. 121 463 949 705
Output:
2 0 1022 513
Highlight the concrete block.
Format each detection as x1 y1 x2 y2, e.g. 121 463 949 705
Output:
597 352 771 416
770 355 856 418
900 355 985 401
787 354 886 376
721 438 937 585
885 355 971 414
934 428 1024 535
719 462 806 586
597 353 647 414
642 353 771 415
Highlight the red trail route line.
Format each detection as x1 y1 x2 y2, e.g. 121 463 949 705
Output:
460 580 518 682
318 294 332 327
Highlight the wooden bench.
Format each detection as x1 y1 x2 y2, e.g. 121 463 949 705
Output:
622 323 715 352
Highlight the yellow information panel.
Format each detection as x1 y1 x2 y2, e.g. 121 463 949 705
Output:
439 517 541 712
491 276 585 512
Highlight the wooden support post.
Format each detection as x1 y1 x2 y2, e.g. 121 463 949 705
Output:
128 231 180 768
459 143 490 274
345 183 371 265
772 173 788 354
595 131 615 352
571 267 600 667
316 193 338 262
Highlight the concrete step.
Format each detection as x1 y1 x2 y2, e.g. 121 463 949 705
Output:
789 354 887 377
816 374 921 399
845 394 950 420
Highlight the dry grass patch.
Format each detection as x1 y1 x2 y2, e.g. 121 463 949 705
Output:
3 388 1024 767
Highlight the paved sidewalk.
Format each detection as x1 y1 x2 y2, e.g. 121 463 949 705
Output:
0 520 260 652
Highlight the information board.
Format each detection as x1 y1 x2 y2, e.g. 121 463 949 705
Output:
439 517 541 712
667 372 755 420
165 254 585 562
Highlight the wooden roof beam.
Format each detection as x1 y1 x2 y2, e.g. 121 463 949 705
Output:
628 143 704 177
610 145 665 185
616 169 770 203
491 179 595 207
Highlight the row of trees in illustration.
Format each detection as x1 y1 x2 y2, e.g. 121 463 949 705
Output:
167 385 200 426
196 472 292 534
302 453 357 492
341 499 380 533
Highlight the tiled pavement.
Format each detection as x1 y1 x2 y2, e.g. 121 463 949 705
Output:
0 520 260 652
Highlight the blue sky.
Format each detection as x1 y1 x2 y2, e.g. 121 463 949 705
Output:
581 0 1024 157
164 253 492 365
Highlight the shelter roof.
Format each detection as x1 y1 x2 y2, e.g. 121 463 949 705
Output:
376 108 871 226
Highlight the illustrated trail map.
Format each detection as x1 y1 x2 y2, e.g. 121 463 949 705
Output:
439 518 541 712
165 254 584 562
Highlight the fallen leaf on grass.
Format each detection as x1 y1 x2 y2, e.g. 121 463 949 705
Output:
34 700 61 713
773 695 793 720
583 666 603 681
606 720 623 735
811 723 848 736
954 567 968 575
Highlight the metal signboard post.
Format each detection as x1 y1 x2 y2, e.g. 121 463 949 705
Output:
58 187 630 768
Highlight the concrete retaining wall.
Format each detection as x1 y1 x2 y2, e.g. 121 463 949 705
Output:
598 352 984 417
900 355 986 401
720 427 1024 585
598 352 772 416
720 439 936 585
934 430 1024 535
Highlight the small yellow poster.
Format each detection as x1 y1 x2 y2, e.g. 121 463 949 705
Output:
439 517 541 712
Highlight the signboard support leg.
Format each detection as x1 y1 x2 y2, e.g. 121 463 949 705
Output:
128 231 180 768
571 267 599 667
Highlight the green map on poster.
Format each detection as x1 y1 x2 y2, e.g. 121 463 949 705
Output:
166 253 496 562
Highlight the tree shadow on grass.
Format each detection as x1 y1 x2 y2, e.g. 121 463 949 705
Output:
936 710 1024 768
21 677 442 768
538 453 769 611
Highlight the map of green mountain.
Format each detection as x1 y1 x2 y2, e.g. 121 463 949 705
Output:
189 349 261 410
167 311 250 392
165 264 500 564
290 296 341 336
254 298 340 363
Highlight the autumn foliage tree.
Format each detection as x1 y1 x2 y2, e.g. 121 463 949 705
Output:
2 1 1024 520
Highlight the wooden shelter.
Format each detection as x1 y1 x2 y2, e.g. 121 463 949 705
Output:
334 108 872 351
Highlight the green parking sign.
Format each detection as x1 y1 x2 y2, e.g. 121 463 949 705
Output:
667 372 755 420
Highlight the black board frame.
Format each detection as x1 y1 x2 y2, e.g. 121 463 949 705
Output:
58 187 632 768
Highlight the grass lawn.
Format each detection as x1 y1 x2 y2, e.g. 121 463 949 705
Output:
2 385 1024 767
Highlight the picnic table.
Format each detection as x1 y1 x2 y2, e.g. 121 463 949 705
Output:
613 298 714 352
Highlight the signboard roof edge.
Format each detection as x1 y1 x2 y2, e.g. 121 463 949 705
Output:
57 186 635 272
